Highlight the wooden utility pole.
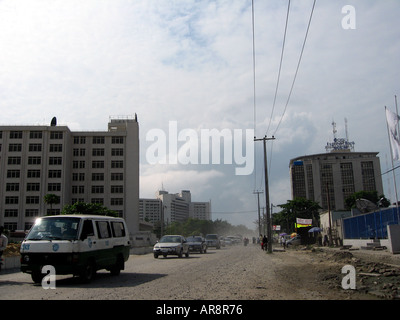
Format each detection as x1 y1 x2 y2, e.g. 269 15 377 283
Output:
254 135 275 253
253 190 263 236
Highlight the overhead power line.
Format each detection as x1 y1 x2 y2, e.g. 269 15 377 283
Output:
266 0 291 137
273 0 317 137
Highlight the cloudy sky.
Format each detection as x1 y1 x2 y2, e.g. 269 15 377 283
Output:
1 0 399 229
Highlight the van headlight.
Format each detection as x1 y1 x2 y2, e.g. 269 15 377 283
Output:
23 255 30 262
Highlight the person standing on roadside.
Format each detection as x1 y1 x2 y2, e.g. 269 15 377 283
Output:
262 235 268 251
0 226 8 271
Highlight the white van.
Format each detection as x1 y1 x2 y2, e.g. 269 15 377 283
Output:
20 215 130 283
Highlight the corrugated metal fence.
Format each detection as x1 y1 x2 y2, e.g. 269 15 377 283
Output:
343 207 400 239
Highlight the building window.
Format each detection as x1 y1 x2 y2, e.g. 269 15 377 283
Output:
111 185 123 193
29 144 42 152
111 148 124 156
49 157 62 165
111 173 123 181
50 131 63 139
49 144 63 152
74 136 86 144
10 131 22 139
91 186 104 194
111 160 123 168
112 136 124 144
27 183 40 192
6 183 19 191
26 196 40 204
25 209 39 217
28 156 41 165
5 196 19 204
48 170 62 178
111 198 123 206
7 170 20 178
29 131 42 139
91 198 104 204
9 144 22 152
27 170 40 178
92 160 104 169
92 173 104 181
8 157 21 165
48 183 61 192
361 161 376 191
92 148 105 156
93 136 105 144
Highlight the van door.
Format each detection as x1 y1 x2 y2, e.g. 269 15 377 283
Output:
79 219 97 254
94 220 114 268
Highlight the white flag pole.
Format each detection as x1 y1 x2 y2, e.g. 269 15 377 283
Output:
385 106 399 207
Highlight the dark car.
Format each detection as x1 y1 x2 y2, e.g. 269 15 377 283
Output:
186 236 207 254
205 234 221 249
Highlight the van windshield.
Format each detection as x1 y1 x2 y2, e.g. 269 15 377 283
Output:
26 217 81 241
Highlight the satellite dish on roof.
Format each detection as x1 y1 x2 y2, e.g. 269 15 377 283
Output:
355 198 378 213
51 117 57 126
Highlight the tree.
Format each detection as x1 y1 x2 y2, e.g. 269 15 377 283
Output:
344 190 390 210
273 198 321 233
61 202 118 217
43 194 60 214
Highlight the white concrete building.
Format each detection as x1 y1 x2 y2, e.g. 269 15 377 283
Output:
0 116 139 237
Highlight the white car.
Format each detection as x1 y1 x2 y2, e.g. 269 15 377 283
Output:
153 235 189 258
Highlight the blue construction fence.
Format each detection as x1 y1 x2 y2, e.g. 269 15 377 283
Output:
343 207 400 239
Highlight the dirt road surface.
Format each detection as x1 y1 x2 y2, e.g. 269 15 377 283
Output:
0 244 396 300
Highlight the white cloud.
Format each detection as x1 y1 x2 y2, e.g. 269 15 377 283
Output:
1 0 400 227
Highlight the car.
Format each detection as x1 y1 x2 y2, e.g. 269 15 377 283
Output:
286 235 301 246
153 235 189 258
221 237 233 246
186 236 207 253
205 234 221 249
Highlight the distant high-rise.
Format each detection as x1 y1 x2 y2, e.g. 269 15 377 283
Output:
289 122 383 210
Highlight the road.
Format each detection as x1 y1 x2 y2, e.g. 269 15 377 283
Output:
0 244 373 300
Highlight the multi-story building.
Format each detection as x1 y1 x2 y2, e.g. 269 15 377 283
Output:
289 151 383 211
139 198 162 223
0 116 139 237
190 202 211 220
139 190 211 225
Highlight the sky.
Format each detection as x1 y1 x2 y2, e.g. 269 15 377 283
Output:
1 0 399 229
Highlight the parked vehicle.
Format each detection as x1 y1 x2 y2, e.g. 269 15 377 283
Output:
186 236 207 254
153 235 189 258
20 215 131 283
205 234 221 249
286 235 301 246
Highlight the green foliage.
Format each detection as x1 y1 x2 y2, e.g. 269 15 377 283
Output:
272 197 321 233
344 190 390 209
163 218 253 237
61 202 118 217
43 194 60 207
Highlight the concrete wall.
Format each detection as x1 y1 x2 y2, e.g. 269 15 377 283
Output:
387 224 400 254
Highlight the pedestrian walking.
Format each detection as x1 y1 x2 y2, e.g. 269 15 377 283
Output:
0 226 8 272
262 235 268 251
281 236 286 249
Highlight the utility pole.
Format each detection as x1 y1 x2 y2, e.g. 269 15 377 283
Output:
253 190 263 236
254 135 275 253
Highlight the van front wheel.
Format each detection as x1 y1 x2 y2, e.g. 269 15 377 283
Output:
80 261 96 283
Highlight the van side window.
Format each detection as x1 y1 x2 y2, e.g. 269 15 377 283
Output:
111 222 126 238
80 220 94 240
96 221 111 239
